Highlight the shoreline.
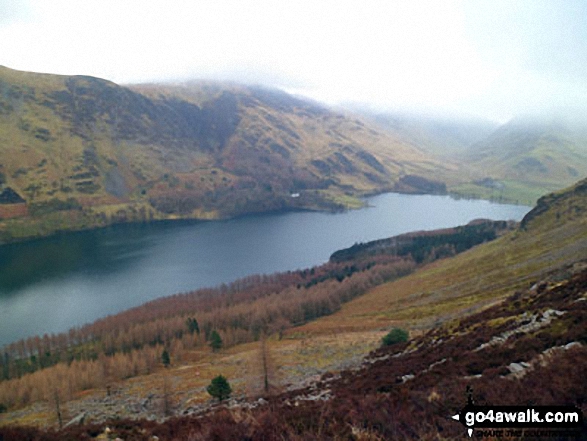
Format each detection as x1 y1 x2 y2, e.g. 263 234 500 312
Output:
0 188 532 247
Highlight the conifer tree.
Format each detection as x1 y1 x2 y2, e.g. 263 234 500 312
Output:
207 375 232 401
381 328 409 347
209 330 223 352
259 336 276 394
161 349 171 367
186 317 200 335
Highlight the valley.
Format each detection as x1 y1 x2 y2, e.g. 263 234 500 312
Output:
0 192 529 347
1 2 586 439
2 66 586 244
0 66 453 243
0 177 586 439
0 66 586 440
362 111 587 205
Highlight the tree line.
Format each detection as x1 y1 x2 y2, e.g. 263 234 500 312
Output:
0 221 509 411
0 257 411 410
330 220 512 263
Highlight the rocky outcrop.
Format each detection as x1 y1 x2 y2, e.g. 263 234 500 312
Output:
394 174 447 194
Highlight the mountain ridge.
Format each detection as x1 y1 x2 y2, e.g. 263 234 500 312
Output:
349 107 587 205
0 66 450 243
449 117 587 203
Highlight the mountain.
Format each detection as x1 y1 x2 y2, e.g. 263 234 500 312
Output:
356 110 498 157
450 118 587 204
0 66 450 242
1 177 586 438
352 108 587 205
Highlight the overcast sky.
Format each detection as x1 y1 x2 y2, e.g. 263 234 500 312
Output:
1 0 586 122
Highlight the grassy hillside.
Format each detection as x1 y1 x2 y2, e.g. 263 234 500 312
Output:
0 66 452 243
356 110 587 205
0 222 513 410
1 178 586 437
450 118 587 205
301 175 587 335
4 268 583 439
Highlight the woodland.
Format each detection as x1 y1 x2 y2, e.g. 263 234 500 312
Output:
0 221 510 411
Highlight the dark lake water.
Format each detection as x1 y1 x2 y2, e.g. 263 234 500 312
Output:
0 193 530 347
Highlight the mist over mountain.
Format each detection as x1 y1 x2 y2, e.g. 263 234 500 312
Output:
0 66 454 242
346 107 500 157
1 64 587 242
346 106 587 204
1 2 587 437
462 117 587 197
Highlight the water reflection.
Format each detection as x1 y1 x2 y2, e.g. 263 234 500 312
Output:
0 193 531 346
0 224 160 296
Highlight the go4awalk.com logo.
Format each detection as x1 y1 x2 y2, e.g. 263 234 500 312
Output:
450 387 583 438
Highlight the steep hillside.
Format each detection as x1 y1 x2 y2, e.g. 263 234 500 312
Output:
357 110 587 205
302 176 587 335
359 110 498 157
0 66 449 242
450 118 587 204
0 221 514 411
1 179 586 439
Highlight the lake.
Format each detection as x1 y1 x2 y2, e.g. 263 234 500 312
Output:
0 193 531 347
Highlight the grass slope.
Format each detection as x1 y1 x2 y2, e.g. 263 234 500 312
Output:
300 177 587 336
2 178 586 439
0 66 450 242
359 111 587 206
1 177 586 436
450 118 587 205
